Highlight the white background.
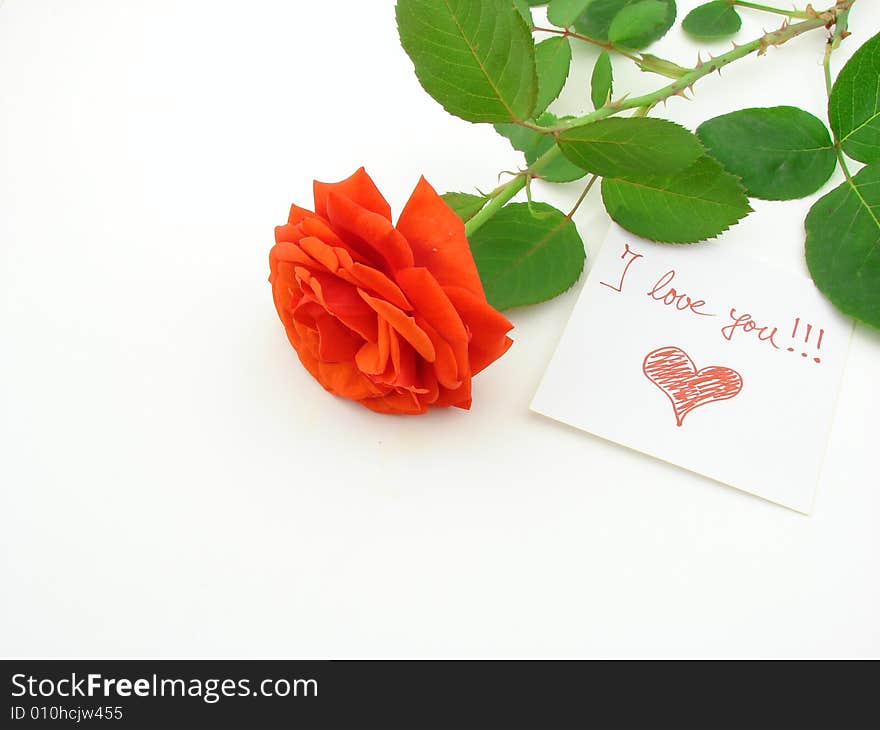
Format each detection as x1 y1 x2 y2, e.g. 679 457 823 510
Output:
2 0 878 658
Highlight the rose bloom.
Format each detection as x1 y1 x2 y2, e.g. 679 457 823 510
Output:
269 168 513 414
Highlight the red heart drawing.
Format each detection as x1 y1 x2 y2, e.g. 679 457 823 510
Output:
643 346 743 427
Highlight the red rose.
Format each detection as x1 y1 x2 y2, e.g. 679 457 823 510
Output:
269 168 513 414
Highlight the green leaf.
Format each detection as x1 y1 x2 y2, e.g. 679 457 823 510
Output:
469 202 586 309
494 122 539 153
396 0 537 124
591 50 614 109
601 156 752 243
441 191 489 222
607 0 669 48
574 0 676 50
495 113 588 182
805 163 880 328
697 106 837 200
828 31 880 164
557 117 704 178
534 37 572 115
547 0 593 27
638 53 690 78
681 1 741 40
513 0 534 27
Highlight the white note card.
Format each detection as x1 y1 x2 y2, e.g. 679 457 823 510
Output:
531 225 853 513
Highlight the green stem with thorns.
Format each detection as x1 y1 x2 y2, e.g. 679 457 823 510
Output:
465 2 853 237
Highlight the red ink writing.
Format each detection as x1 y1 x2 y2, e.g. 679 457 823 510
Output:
788 316 824 363
601 243 643 293
643 345 743 427
599 241 828 365
646 270 715 317
721 309 781 349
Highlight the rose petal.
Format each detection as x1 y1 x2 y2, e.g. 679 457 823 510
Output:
443 285 514 374
396 176 484 297
333 246 355 270
315 313 363 362
313 167 391 221
395 267 469 379
355 318 391 376
415 315 461 390
358 289 435 362
300 236 339 272
416 360 440 405
269 242 320 273
434 377 472 410
395 267 467 342
291 297 325 329
349 263 412 311
296 269 378 342
288 204 314 224
360 390 427 415
388 331 417 389
274 222 305 244
299 216 346 248
326 192 414 272
296 337 387 402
